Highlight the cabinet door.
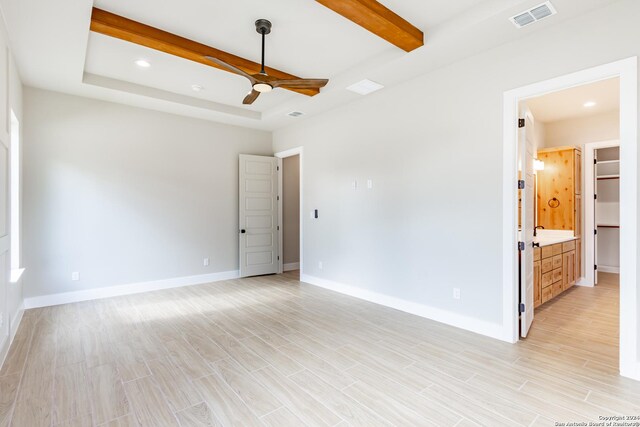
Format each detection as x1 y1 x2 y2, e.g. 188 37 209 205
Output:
575 238 581 281
534 260 542 308
563 250 576 290
574 194 582 237
574 149 582 195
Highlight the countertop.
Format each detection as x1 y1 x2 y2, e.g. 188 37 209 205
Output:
533 230 577 247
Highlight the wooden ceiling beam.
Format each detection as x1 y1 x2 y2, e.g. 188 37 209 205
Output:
315 0 423 52
90 8 319 97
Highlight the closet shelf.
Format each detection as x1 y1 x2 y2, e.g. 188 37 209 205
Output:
597 224 620 228
597 175 620 180
597 160 620 165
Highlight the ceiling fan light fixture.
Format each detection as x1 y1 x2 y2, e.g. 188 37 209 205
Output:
253 83 273 93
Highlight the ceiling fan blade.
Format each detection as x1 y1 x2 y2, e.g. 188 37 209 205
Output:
272 79 329 89
204 56 256 84
243 90 261 105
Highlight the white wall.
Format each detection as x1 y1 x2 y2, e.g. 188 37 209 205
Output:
0 9 24 368
283 155 300 266
23 88 272 300
544 110 620 148
273 0 640 337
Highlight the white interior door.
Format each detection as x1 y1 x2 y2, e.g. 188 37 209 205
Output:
0 141 8 351
520 113 535 338
239 154 279 278
594 149 599 285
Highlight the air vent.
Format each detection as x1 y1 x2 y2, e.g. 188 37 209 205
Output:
287 111 304 118
510 1 556 28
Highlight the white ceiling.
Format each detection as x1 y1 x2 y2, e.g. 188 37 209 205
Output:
0 0 622 130
526 77 620 123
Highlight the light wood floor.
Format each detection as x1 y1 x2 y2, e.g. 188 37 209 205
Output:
1 271 638 426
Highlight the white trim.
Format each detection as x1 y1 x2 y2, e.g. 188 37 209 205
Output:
23 270 239 309
275 147 303 276
598 265 620 274
301 274 506 341
502 57 638 379
0 304 24 372
583 140 620 287
283 262 300 271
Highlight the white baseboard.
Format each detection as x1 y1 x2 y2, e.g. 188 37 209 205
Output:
283 262 300 272
598 265 620 274
300 274 506 342
24 270 240 309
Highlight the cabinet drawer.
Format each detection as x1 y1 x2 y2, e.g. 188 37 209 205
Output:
541 258 553 274
534 247 541 261
541 271 553 288
552 244 563 256
552 281 563 297
552 255 563 269
563 240 576 252
542 286 553 303
552 268 563 283
541 245 554 259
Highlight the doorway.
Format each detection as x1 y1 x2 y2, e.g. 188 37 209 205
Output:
502 57 638 380
275 147 303 275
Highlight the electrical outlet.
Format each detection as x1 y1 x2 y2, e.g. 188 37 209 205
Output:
71 272 80 281
203 258 210 266
318 261 323 270
453 288 461 300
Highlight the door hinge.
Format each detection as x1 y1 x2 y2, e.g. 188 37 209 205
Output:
277 226 280 231
594 229 598 235
594 194 598 200
595 264 598 271
519 303 525 313
277 166 280 171
518 118 525 128
594 159 598 165
277 256 280 261
518 241 525 251
518 180 525 190
277 195 280 201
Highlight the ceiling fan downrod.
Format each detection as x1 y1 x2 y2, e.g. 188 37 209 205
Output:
255 19 272 75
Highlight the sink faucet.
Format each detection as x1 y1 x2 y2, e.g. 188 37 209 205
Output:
534 225 545 237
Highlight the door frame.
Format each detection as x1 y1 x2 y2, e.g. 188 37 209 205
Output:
274 147 303 275
582 139 620 288
501 57 639 380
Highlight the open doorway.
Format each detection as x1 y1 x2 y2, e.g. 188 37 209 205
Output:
275 147 303 277
503 58 638 380
282 154 300 272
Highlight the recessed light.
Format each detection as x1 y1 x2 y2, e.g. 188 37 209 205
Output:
346 79 384 96
287 111 304 118
583 101 597 108
191 84 204 92
135 59 151 68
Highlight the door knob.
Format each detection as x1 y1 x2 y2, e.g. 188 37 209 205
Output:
240 229 246 234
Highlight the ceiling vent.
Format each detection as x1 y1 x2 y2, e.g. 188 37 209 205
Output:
510 1 556 28
287 111 304 118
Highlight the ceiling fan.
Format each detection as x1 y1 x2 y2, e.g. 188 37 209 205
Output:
205 19 329 105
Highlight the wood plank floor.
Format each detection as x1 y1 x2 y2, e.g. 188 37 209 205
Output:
1 271 638 426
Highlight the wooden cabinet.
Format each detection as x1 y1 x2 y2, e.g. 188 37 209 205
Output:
537 147 582 235
563 250 576 290
575 238 581 281
534 260 542 308
533 240 578 308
